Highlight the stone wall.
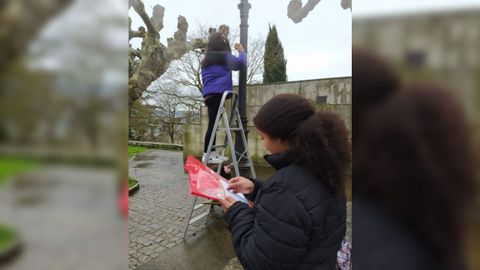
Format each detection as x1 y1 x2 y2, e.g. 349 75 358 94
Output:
183 77 352 165
353 10 480 212
353 9 480 124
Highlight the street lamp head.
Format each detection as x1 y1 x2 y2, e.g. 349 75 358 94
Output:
238 0 251 12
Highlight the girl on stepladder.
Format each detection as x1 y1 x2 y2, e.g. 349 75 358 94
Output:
201 32 246 164
219 94 350 270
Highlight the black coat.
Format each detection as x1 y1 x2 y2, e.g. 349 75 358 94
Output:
224 151 346 270
353 197 441 270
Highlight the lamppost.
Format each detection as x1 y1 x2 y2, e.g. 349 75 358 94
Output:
235 0 251 177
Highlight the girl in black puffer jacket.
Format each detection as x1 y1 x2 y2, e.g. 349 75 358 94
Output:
219 94 351 270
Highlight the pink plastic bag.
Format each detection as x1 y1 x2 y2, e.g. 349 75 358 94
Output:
184 155 225 201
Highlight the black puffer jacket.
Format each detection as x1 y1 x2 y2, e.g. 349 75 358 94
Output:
225 151 346 270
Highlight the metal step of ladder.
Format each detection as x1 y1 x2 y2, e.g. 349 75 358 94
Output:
183 91 256 239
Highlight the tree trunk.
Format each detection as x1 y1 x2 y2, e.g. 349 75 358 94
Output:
129 0 205 106
0 0 73 71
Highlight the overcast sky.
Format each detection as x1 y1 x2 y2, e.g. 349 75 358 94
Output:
129 0 352 81
354 0 480 17
129 1 480 82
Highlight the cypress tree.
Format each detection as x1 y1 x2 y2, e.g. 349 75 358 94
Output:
263 24 287 83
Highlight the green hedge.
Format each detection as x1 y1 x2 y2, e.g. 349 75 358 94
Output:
0 224 19 252
128 177 138 189
129 141 183 151
128 146 147 158
0 157 39 187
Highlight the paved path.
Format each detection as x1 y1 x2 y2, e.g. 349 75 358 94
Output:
0 166 126 270
128 150 211 269
136 207 236 270
128 149 353 270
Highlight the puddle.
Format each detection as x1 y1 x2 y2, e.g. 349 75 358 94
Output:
10 174 57 206
134 162 153 168
14 192 47 206
133 154 155 162
150 207 236 270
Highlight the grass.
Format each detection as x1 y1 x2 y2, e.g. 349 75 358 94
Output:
0 157 39 187
0 224 19 252
128 177 138 189
129 142 182 151
128 146 143 193
128 146 147 159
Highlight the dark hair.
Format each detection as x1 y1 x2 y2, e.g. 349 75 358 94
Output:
352 47 399 143
201 32 231 67
356 84 475 268
253 94 351 196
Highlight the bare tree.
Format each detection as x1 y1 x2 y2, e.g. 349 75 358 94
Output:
128 0 204 106
0 0 73 71
245 34 265 84
129 100 161 141
160 23 265 100
154 85 183 143
0 0 74 143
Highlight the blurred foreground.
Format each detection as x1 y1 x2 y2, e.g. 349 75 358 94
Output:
0 0 128 269
353 4 480 270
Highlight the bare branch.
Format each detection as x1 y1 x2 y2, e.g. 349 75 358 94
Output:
166 16 189 60
129 26 146 40
130 0 159 38
128 1 207 106
151 5 165 32
287 0 350 23
246 34 265 84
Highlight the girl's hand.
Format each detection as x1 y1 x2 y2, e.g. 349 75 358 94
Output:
227 176 254 194
234 43 244 53
219 196 238 212
223 163 232 175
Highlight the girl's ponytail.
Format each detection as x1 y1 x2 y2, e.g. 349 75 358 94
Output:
294 111 350 197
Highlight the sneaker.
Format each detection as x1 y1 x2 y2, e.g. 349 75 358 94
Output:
202 152 228 164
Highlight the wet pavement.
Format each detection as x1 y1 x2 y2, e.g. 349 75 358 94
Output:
136 207 236 270
128 149 225 269
0 166 127 270
128 149 352 270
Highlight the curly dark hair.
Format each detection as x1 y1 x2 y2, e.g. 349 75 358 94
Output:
355 84 476 268
352 47 400 143
201 32 231 67
253 94 351 197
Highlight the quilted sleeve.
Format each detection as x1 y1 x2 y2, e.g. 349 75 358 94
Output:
225 184 313 270
244 178 263 202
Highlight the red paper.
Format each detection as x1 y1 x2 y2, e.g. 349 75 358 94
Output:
184 155 225 201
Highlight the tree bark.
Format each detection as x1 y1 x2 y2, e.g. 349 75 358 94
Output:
0 0 73 71
128 1 205 106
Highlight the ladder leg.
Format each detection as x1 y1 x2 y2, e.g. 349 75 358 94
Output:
205 91 232 163
222 94 238 159
235 108 257 179
217 94 237 175
222 112 240 177
183 196 197 239
216 109 231 175
205 103 226 163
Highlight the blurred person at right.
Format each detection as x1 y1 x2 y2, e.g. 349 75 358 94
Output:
354 82 476 270
353 3 480 269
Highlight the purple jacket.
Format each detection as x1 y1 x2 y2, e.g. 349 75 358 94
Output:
201 52 247 97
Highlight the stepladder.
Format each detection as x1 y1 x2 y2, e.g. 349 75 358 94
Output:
183 90 256 239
